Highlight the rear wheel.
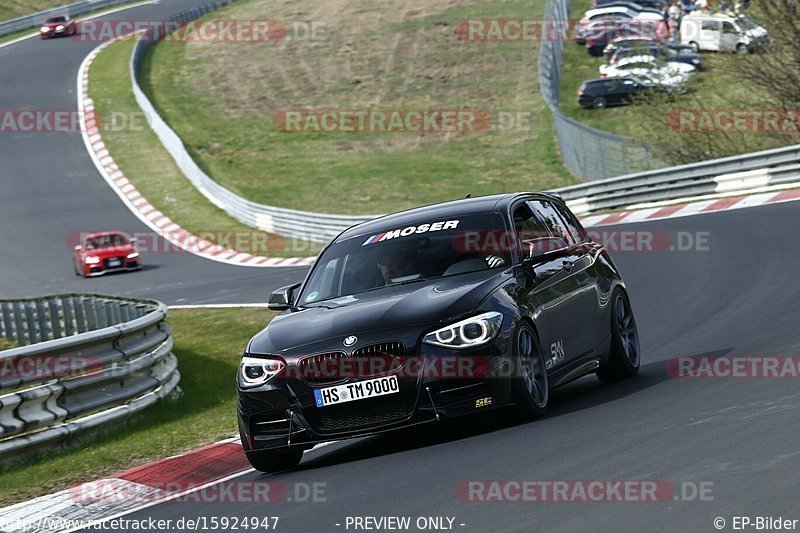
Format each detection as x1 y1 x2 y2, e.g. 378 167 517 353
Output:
688 41 699 53
238 420 304 473
597 289 640 382
511 322 549 418
592 97 608 109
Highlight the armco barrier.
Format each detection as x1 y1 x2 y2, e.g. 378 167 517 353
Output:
0 295 178 459
130 1 376 243
0 0 133 38
124 2 800 241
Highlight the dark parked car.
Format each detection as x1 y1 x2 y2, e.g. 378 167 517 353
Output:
237 193 641 472
578 76 651 109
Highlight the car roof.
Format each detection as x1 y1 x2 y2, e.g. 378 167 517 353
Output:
83 231 126 239
334 192 562 242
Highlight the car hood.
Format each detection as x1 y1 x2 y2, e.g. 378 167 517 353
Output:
249 270 511 355
85 245 134 257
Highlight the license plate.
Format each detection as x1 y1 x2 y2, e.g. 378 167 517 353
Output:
314 375 399 407
107 259 121 267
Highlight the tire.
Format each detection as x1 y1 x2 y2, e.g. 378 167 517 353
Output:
736 43 748 55
238 420 304 473
592 97 607 110
597 289 640 382
688 41 699 53
510 322 549 418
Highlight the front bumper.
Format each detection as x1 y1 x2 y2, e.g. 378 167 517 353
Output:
83 259 141 277
237 333 515 451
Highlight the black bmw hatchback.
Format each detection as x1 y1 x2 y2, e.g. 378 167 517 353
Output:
237 193 640 472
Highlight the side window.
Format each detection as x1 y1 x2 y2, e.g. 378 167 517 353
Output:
702 20 720 32
722 22 736 34
553 202 588 244
512 203 549 245
527 200 574 246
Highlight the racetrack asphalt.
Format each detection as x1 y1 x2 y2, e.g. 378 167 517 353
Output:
1 0 799 530
0 0 307 305
81 201 800 532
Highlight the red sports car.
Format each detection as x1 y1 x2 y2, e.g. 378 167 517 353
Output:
40 15 77 39
73 232 141 278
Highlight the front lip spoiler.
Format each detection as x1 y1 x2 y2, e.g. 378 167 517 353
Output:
86 264 141 277
245 415 439 452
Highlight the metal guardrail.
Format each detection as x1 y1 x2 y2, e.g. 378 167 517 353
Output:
0 0 133 38
539 0 660 180
555 143 800 214
129 2 376 243
0 295 178 459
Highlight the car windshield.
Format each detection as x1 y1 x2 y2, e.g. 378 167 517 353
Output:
45 16 66 23
735 16 758 31
85 233 129 249
299 213 511 306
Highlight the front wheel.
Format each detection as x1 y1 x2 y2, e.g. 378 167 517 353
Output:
511 322 549 418
597 289 640 382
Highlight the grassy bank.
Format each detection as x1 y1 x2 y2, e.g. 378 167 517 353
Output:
89 39 321 256
141 0 576 215
0 307 274 506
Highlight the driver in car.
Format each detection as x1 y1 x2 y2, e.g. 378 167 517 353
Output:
377 245 505 284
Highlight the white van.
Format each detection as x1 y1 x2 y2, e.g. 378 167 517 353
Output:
680 12 769 54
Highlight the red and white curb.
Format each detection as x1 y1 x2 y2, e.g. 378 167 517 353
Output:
0 438 251 533
77 38 314 268
578 188 800 228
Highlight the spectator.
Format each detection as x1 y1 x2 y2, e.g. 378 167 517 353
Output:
694 0 709 11
682 0 693 13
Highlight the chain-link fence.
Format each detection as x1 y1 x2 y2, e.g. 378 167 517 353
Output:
539 0 660 180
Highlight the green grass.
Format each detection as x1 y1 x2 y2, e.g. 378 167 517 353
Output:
141 0 577 216
0 338 15 351
0 1 81 20
0 308 275 506
90 39 322 254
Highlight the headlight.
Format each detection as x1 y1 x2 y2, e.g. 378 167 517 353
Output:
239 356 284 388
56 25 64 30
41 26 51 32
127 252 139 259
84 256 100 264
423 312 503 349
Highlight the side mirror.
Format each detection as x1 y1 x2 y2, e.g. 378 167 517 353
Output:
522 236 569 264
74 245 82 252
267 283 301 311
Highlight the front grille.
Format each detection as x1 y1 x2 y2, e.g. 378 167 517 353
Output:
298 342 406 385
316 394 409 432
102 256 126 268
